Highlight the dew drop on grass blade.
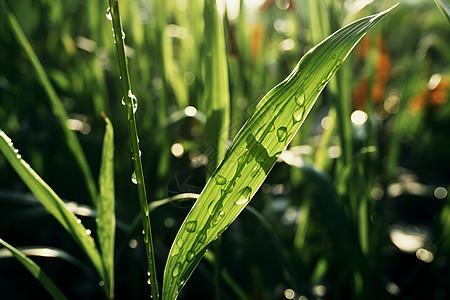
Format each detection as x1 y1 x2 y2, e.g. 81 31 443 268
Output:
162 5 397 300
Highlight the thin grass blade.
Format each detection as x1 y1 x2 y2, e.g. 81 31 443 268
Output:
0 1 98 204
162 6 397 299
96 113 116 299
203 0 230 171
435 0 450 23
107 1 159 298
0 238 68 300
0 130 106 293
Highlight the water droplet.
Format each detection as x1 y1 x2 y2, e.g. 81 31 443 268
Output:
215 175 226 185
186 221 197 233
0 131 12 143
122 30 126 39
142 230 145 234
172 262 181 277
292 107 304 124
99 280 105 287
106 7 112 20
268 123 275 132
121 97 126 106
147 279 151 285
13 149 19 153
198 232 207 244
86 229 91 235
235 187 252 205
119 75 122 80
317 79 327 92
186 250 195 262
277 127 287 142
212 211 225 226
295 93 305 106
176 238 184 248
250 167 259 178
171 245 180 256
128 90 138 113
147 272 151 276
16 154 22 159
76 219 81 224
131 171 137 184
95 218 100 223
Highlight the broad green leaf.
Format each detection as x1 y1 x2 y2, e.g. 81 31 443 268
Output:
97 113 116 299
0 130 106 291
162 6 397 299
0 238 68 300
0 1 97 204
435 0 450 23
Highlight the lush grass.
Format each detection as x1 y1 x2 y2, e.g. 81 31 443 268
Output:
0 0 449 299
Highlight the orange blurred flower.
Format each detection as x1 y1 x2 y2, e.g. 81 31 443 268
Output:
251 23 265 61
352 35 391 109
409 77 448 114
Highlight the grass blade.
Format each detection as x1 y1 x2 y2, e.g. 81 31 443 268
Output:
0 130 106 294
97 113 116 299
162 6 397 299
0 238 68 300
107 1 159 298
203 0 230 171
435 0 450 23
0 1 98 204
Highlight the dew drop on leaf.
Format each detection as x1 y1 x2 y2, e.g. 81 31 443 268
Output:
235 187 252 205
171 245 180 256
277 127 287 142
295 92 305 106
215 175 227 185
185 221 197 233
186 250 195 262
268 123 275 132
128 90 138 113
106 7 112 20
172 262 181 277
131 171 137 184
250 167 259 178
176 238 184 248
198 232 207 244
292 107 304 124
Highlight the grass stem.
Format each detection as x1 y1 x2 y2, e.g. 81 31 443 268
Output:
107 1 159 299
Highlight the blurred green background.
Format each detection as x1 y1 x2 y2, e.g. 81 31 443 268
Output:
0 0 449 299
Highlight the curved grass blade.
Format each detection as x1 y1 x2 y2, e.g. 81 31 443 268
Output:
162 6 397 299
435 0 450 23
0 1 98 204
0 130 106 296
0 238 68 300
0 246 91 275
96 113 116 298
